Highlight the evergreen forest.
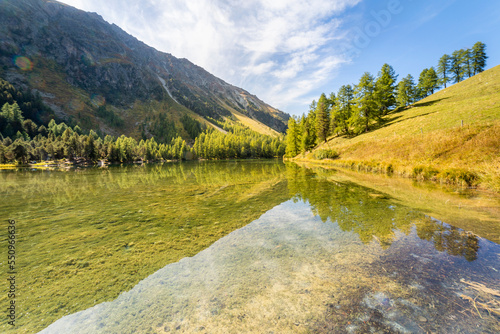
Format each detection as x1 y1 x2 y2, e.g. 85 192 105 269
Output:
286 41 488 157
0 78 285 164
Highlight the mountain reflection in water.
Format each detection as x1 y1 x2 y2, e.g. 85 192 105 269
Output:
39 163 499 334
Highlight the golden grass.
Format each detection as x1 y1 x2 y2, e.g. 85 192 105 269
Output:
307 65 500 191
231 108 280 137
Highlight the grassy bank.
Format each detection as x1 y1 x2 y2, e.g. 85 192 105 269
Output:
296 65 500 191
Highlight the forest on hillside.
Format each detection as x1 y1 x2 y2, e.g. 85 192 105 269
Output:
286 41 488 157
0 78 285 164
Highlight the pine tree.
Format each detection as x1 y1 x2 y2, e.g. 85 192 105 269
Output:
374 63 398 115
285 117 300 157
353 72 377 133
328 92 338 135
83 135 97 161
334 84 354 135
417 68 429 99
463 48 473 78
425 67 439 95
299 115 314 153
315 93 330 143
472 41 487 75
437 54 450 88
450 49 466 83
396 74 416 107
307 100 317 145
10 139 28 163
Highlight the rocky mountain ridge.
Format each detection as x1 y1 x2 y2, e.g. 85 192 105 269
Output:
0 0 289 138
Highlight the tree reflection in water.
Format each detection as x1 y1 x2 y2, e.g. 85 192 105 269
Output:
285 163 480 261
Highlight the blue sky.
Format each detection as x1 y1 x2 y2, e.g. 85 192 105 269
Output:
58 0 500 116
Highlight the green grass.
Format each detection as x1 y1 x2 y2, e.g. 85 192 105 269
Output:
305 65 500 191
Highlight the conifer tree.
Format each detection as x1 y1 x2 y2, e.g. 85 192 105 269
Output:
463 48 473 78
416 67 438 98
334 84 354 135
307 100 317 145
437 54 450 88
425 67 439 95
83 135 97 161
374 63 397 115
396 74 416 107
472 41 487 75
10 139 28 163
328 93 338 135
352 72 377 133
450 49 466 83
285 117 300 157
299 115 315 153
417 68 429 99
315 93 330 143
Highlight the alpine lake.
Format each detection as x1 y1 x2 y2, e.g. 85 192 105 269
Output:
1 160 499 333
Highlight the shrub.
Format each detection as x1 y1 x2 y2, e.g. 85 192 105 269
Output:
412 165 439 180
386 164 394 174
438 168 479 187
314 149 339 160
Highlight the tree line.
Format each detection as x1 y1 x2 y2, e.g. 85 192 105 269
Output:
0 102 285 164
286 41 487 157
193 121 285 159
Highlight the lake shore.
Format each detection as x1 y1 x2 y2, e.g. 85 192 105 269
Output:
289 152 499 193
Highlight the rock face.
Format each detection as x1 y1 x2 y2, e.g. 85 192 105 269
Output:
0 0 289 134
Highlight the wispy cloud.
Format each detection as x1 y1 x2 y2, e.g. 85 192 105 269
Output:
59 0 362 114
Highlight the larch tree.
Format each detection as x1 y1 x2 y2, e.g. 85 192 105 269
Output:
334 84 355 135
396 74 416 107
450 49 466 83
464 48 473 78
315 93 330 143
437 54 450 88
425 67 439 95
353 72 377 134
472 41 487 75
417 68 429 99
328 92 338 136
417 67 439 98
299 114 315 153
374 63 398 116
285 116 300 157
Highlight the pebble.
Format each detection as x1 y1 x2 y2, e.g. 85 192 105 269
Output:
418 316 428 323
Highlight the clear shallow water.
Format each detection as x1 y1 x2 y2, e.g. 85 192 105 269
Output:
1 161 499 333
39 199 499 334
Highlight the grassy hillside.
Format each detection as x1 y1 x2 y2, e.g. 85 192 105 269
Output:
301 65 500 191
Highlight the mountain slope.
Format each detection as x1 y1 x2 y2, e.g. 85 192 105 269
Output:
306 65 500 190
0 0 289 139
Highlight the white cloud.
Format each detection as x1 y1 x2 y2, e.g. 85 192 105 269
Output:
243 61 276 76
58 0 362 115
